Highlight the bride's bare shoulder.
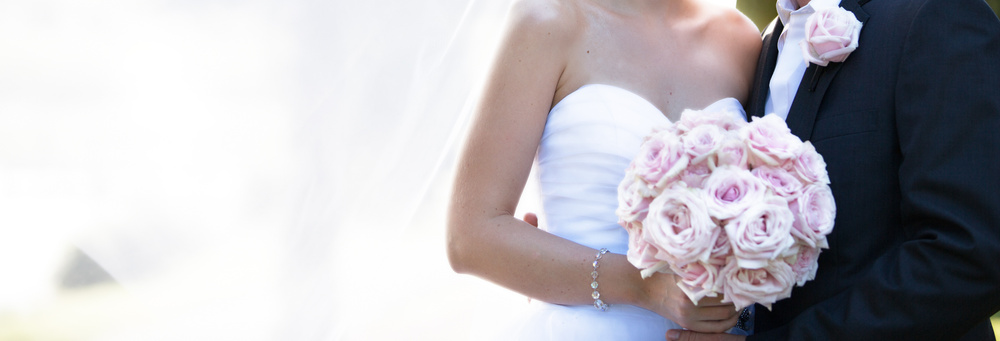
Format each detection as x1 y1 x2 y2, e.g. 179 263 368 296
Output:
504 0 583 38
695 4 761 67
702 4 761 48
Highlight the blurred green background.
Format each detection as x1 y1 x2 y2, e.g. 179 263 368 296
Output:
733 0 1000 337
737 0 1000 30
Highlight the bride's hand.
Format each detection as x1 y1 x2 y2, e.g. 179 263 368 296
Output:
522 212 539 228
639 272 740 333
519 211 738 332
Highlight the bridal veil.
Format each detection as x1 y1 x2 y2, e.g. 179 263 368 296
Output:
0 0 733 339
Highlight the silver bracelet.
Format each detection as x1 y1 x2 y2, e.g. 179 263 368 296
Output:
591 248 610 311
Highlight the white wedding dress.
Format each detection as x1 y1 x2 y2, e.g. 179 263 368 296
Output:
499 84 747 340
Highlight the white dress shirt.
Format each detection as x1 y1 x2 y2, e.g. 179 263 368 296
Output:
765 0 842 120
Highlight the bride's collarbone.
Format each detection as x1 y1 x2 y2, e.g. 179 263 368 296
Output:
558 70 733 118
554 16 744 116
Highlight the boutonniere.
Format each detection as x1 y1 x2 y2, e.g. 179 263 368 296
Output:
800 6 863 67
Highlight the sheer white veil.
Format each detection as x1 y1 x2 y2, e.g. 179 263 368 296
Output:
1 0 520 339
0 0 733 339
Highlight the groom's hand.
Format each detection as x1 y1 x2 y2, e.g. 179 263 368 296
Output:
665 329 745 341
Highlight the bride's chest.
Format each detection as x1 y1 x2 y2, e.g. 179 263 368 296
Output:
568 40 744 119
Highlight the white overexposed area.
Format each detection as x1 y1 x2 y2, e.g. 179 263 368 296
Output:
0 0 734 340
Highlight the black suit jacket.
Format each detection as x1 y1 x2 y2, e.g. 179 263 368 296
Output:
745 0 1000 339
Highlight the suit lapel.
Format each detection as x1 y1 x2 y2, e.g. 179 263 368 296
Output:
784 0 870 141
748 19 783 120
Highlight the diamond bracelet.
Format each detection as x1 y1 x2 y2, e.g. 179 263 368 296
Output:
591 248 610 311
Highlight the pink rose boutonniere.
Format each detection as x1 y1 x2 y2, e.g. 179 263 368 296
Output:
800 6 863 67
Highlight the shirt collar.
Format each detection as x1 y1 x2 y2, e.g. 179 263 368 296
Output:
776 0 800 26
778 0 846 26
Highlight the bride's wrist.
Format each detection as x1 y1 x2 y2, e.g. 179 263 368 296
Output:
609 255 648 308
632 270 676 312
590 253 655 309
631 271 655 310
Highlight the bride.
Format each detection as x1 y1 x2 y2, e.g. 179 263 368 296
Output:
447 0 761 338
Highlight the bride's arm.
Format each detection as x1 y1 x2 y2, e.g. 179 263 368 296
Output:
446 0 736 333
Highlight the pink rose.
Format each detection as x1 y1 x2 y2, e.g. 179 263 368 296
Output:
675 109 717 133
671 261 723 305
801 6 863 67
626 225 671 278
676 109 745 134
709 231 731 266
617 173 655 225
724 196 796 269
679 160 712 189
649 120 680 136
634 132 689 189
789 184 837 249
683 124 726 164
701 166 769 220
786 244 821 287
713 136 749 170
792 141 831 185
744 114 803 167
720 260 796 310
643 185 718 267
752 165 805 200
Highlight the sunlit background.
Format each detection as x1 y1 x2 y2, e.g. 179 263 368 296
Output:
1 0 998 340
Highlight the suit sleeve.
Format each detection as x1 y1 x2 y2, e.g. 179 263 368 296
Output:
749 0 1000 339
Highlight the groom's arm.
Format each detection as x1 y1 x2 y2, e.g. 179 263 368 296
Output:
748 0 1000 339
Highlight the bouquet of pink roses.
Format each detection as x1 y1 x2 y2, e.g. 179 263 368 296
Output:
616 108 835 311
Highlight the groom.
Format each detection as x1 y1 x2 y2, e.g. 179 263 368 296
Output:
669 0 1000 340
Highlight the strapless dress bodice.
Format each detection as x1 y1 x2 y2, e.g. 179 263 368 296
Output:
537 84 745 255
498 84 745 340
